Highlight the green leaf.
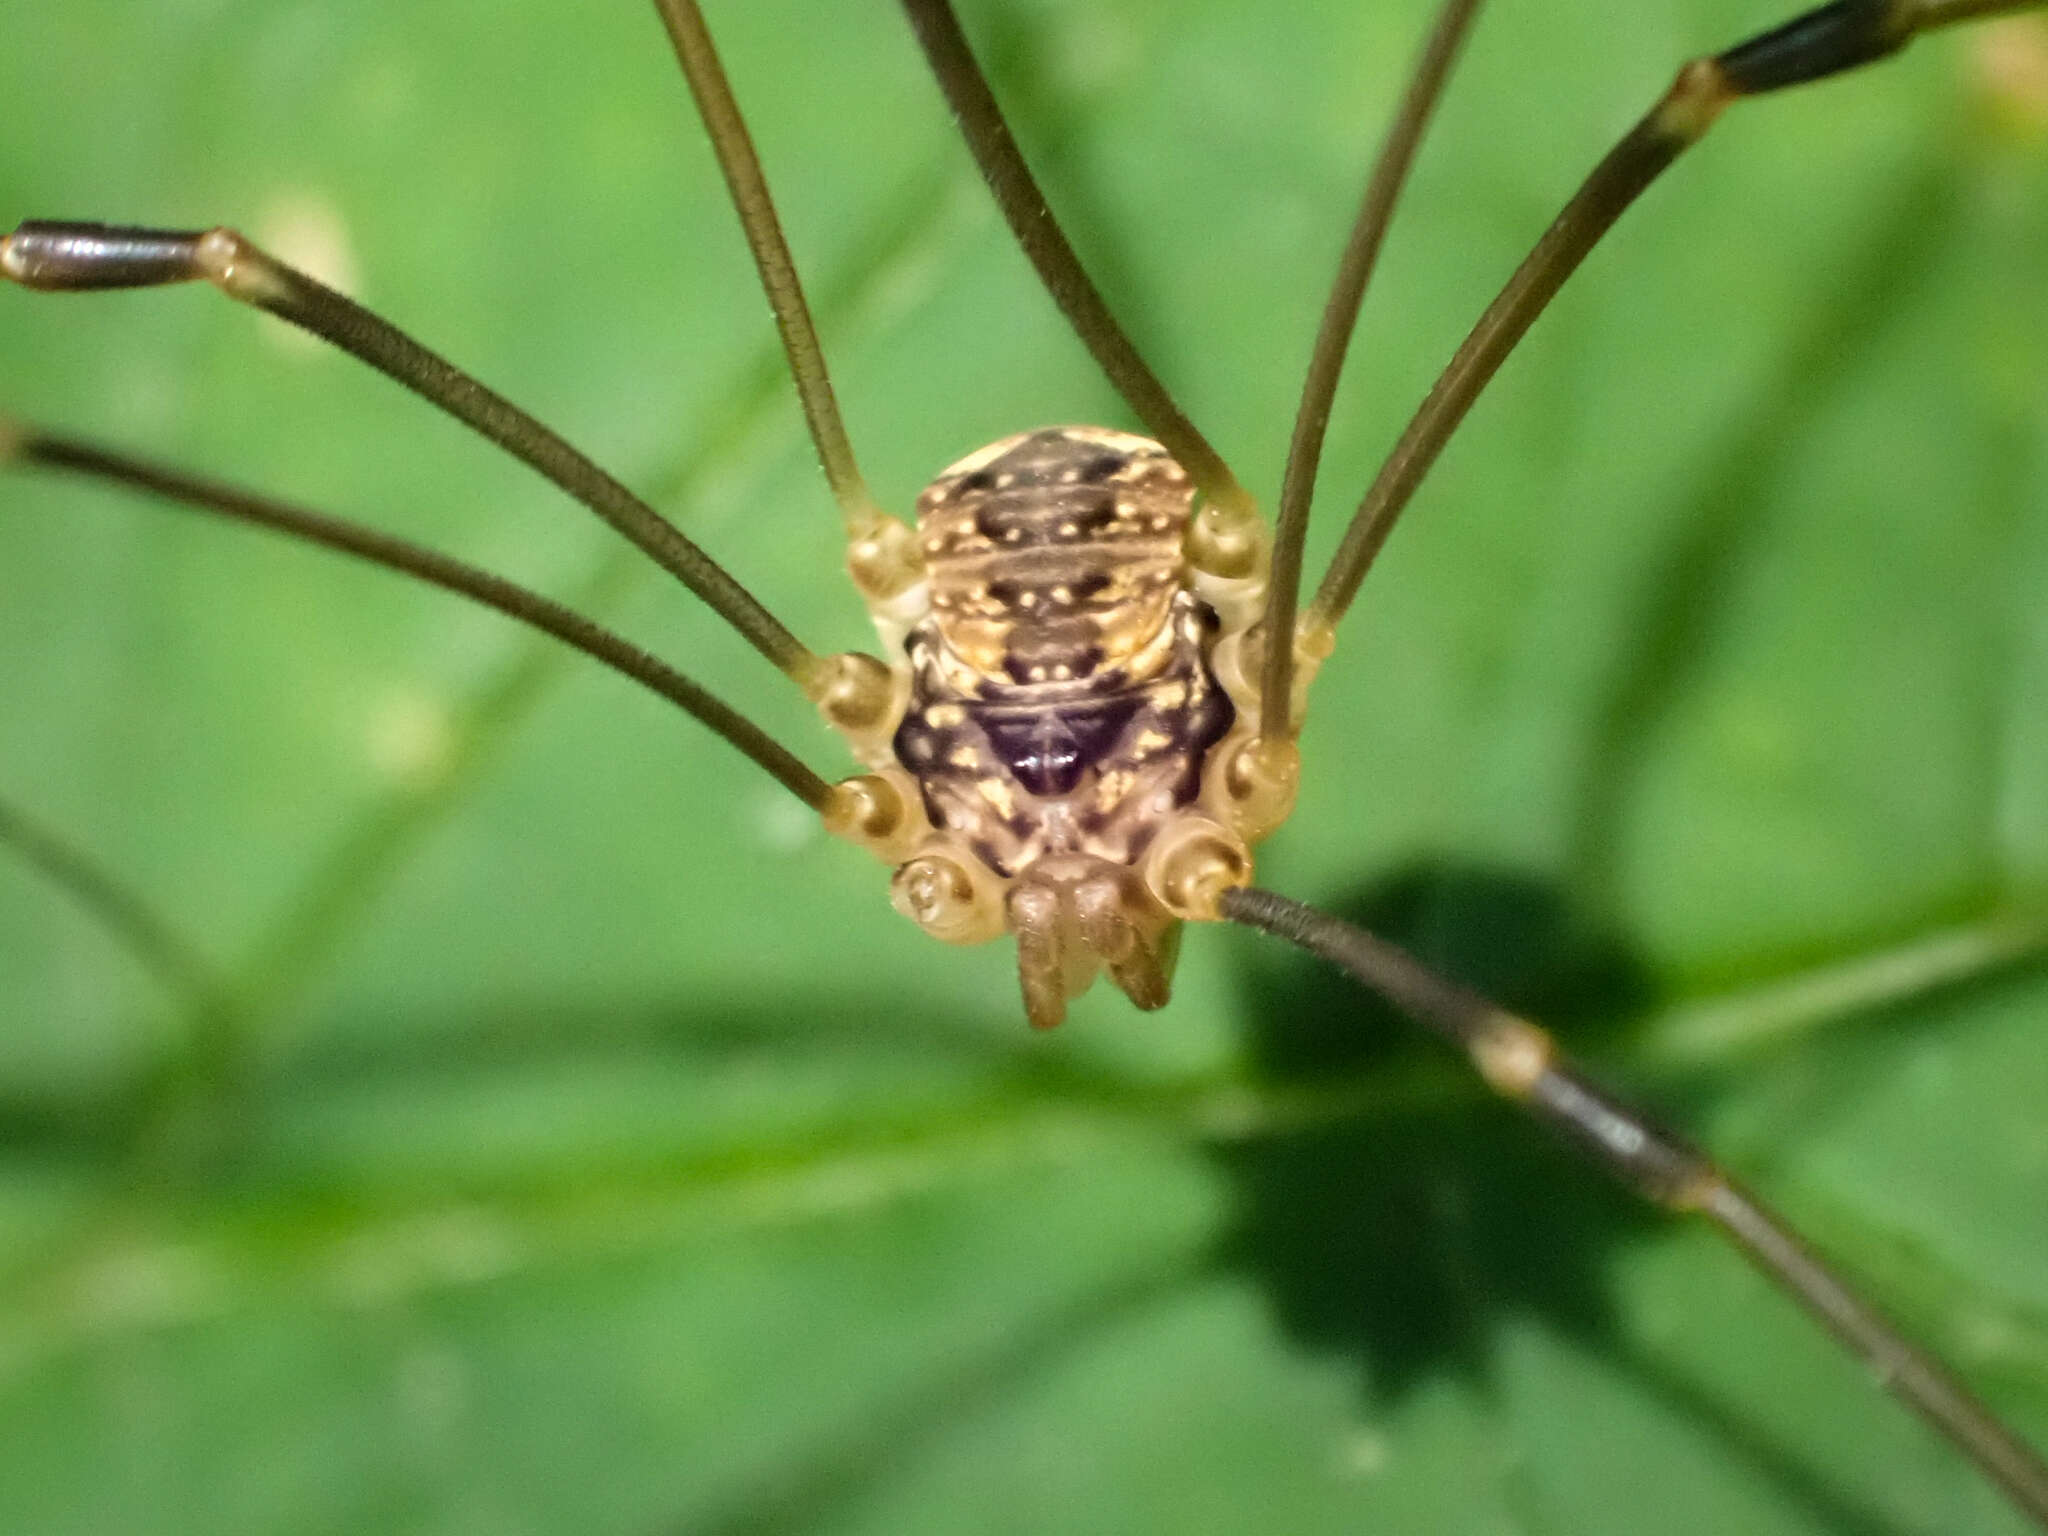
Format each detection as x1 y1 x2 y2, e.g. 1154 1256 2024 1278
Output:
2 0 2045 1531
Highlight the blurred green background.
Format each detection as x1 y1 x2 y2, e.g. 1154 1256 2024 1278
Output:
2 0 2046 1530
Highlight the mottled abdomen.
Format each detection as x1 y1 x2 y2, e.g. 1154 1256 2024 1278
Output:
825 424 1280 1029
895 587 1233 878
915 425 1193 689
896 427 1231 876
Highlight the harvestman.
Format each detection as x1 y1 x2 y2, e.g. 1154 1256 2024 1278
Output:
2 0 2045 1520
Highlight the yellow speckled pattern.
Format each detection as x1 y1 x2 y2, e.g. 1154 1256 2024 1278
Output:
915 426 1192 688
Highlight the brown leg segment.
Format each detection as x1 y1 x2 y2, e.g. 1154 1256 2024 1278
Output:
650 0 880 537
0 788 221 1011
649 0 927 638
894 0 1259 543
2 420 832 809
1259 0 1486 744
0 221 818 684
1302 0 2048 645
1221 885 2048 1530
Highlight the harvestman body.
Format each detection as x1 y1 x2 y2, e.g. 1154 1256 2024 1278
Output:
834 424 1297 1030
2 0 2046 1522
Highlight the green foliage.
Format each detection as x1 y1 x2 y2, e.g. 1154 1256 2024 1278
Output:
1 0 2045 1530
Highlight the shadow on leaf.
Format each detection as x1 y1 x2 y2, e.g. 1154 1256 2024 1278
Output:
1209 861 1911 1536
1210 862 1658 1399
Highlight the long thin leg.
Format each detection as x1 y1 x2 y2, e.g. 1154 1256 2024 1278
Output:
0 790 222 1009
1303 0 2048 643
1221 885 2048 1530
0 222 822 687
2 419 834 809
650 0 925 615
1259 0 1485 743
651 2 873 536
895 0 1261 543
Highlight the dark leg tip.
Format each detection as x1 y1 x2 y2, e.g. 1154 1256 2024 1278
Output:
1716 0 1912 95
